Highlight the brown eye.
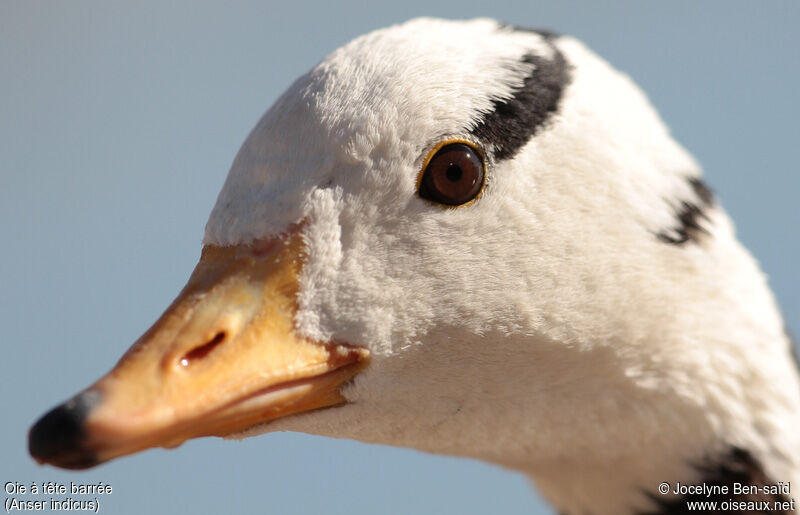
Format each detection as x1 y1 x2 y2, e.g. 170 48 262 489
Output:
419 143 485 206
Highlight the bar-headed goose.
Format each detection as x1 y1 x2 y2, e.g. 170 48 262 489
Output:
30 17 799 515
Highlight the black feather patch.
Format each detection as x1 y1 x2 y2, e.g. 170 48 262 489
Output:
639 447 794 514
656 177 715 245
498 24 561 40
468 29 571 161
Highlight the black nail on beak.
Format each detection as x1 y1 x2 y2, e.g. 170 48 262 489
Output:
28 390 102 470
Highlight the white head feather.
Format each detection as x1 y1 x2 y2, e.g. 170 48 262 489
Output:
204 18 800 514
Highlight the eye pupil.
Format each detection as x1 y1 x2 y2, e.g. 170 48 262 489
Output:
446 164 463 182
418 142 485 206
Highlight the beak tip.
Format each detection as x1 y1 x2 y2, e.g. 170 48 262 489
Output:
28 390 102 470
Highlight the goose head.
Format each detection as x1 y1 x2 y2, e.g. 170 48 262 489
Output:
29 18 800 514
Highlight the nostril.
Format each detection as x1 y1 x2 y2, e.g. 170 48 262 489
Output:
180 331 226 368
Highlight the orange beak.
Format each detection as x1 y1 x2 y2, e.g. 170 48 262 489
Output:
28 231 369 469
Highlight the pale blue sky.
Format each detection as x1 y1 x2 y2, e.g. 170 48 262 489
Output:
2 2 798 514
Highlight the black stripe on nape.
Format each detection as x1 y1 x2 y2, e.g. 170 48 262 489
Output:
468 30 572 162
639 447 794 515
497 23 561 40
656 177 715 245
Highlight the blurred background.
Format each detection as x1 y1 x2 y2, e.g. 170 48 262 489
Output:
1 2 797 514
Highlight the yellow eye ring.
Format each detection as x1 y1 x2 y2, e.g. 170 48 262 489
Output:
416 139 487 208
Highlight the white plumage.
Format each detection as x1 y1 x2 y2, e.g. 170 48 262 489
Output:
211 18 800 513
30 17 800 515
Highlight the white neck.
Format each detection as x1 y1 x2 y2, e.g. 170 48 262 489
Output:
511 332 800 515
265 326 800 514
